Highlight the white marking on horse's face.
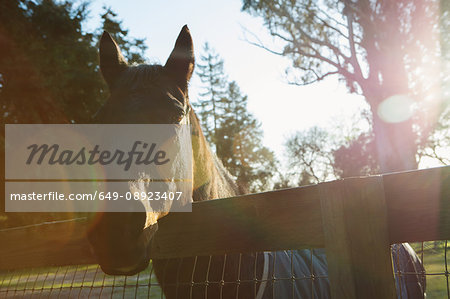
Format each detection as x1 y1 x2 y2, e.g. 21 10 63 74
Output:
180 111 189 125
128 117 193 228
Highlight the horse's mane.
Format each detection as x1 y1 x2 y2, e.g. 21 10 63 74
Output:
188 104 240 201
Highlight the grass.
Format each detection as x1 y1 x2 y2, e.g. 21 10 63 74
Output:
410 241 449 298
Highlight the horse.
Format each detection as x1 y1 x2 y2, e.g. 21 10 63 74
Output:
87 25 426 298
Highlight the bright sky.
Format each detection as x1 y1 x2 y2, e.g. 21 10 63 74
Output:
85 0 369 162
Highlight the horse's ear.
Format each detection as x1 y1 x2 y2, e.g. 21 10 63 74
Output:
164 25 195 88
99 31 128 87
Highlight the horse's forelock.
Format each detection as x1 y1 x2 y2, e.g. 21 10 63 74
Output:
115 64 164 91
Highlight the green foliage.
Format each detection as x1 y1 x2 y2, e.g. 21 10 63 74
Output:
417 105 450 165
0 1 148 125
194 44 276 192
216 81 276 192
194 43 228 146
0 0 102 123
99 7 147 64
0 0 146 228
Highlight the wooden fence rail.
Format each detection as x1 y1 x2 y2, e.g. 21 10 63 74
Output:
1 166 449 298
151 166 450 257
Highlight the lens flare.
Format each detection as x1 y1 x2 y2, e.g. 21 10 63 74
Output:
377 95 414 123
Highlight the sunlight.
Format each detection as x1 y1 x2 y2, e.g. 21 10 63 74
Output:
377 95 414 124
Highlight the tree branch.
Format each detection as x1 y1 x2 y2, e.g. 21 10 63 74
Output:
343 0 366 84
282 12 351 64
287 70 339 86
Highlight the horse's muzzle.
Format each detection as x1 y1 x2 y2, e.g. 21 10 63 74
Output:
100 258 150 276
100 225 158 275
89 223 159 276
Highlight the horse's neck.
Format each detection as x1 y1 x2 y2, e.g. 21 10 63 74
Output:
189 109 239 201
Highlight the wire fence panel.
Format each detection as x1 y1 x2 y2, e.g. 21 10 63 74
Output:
0 250 328 299
0 243 448 298
0 263 163 298
149 249 329 299
402 241 450 299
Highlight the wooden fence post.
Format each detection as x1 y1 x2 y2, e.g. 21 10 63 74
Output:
319 176 397 299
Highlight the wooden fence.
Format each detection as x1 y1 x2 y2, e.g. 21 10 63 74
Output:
1 166 449 298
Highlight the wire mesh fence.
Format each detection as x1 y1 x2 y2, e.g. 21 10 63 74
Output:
0 242 448 298
0 249 328 299
399 241 450 298
0 263 163 298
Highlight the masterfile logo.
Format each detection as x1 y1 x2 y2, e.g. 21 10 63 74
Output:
5 124 193 212
26 141 171 171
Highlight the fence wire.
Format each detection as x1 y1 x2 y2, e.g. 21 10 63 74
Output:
395 240 450 299
0 263 163 298
0 242 448 298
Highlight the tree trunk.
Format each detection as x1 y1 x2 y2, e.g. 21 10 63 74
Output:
372 113 418 174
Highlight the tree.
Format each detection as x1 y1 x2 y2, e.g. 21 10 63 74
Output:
242 0 447 173
0 0 100 228
99 7 147 65
284 128 377 184
194 43 228 146
0 1 146 228
0 3 147 124
194 45 276 192
0 0 101 124
333 131 378 177
417 105 450 165
216 81 276 192
282 110 378 185
285 126 336 185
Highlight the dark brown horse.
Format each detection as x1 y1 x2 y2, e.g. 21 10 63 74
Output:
88 26 272 298
88 26 425 299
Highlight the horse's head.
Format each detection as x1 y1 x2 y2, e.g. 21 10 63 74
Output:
88 26 194 276
94 25 193 124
